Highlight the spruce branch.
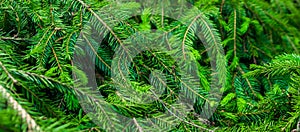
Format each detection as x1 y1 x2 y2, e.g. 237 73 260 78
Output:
0 85 42 132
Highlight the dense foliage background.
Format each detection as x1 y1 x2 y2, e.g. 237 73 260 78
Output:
0 0 299 131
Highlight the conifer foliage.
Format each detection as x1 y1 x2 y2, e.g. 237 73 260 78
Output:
0 0 299 131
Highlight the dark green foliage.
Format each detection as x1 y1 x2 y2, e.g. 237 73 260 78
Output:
0 0 299 131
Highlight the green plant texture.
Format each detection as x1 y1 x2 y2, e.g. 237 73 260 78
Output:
0 0 299 131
